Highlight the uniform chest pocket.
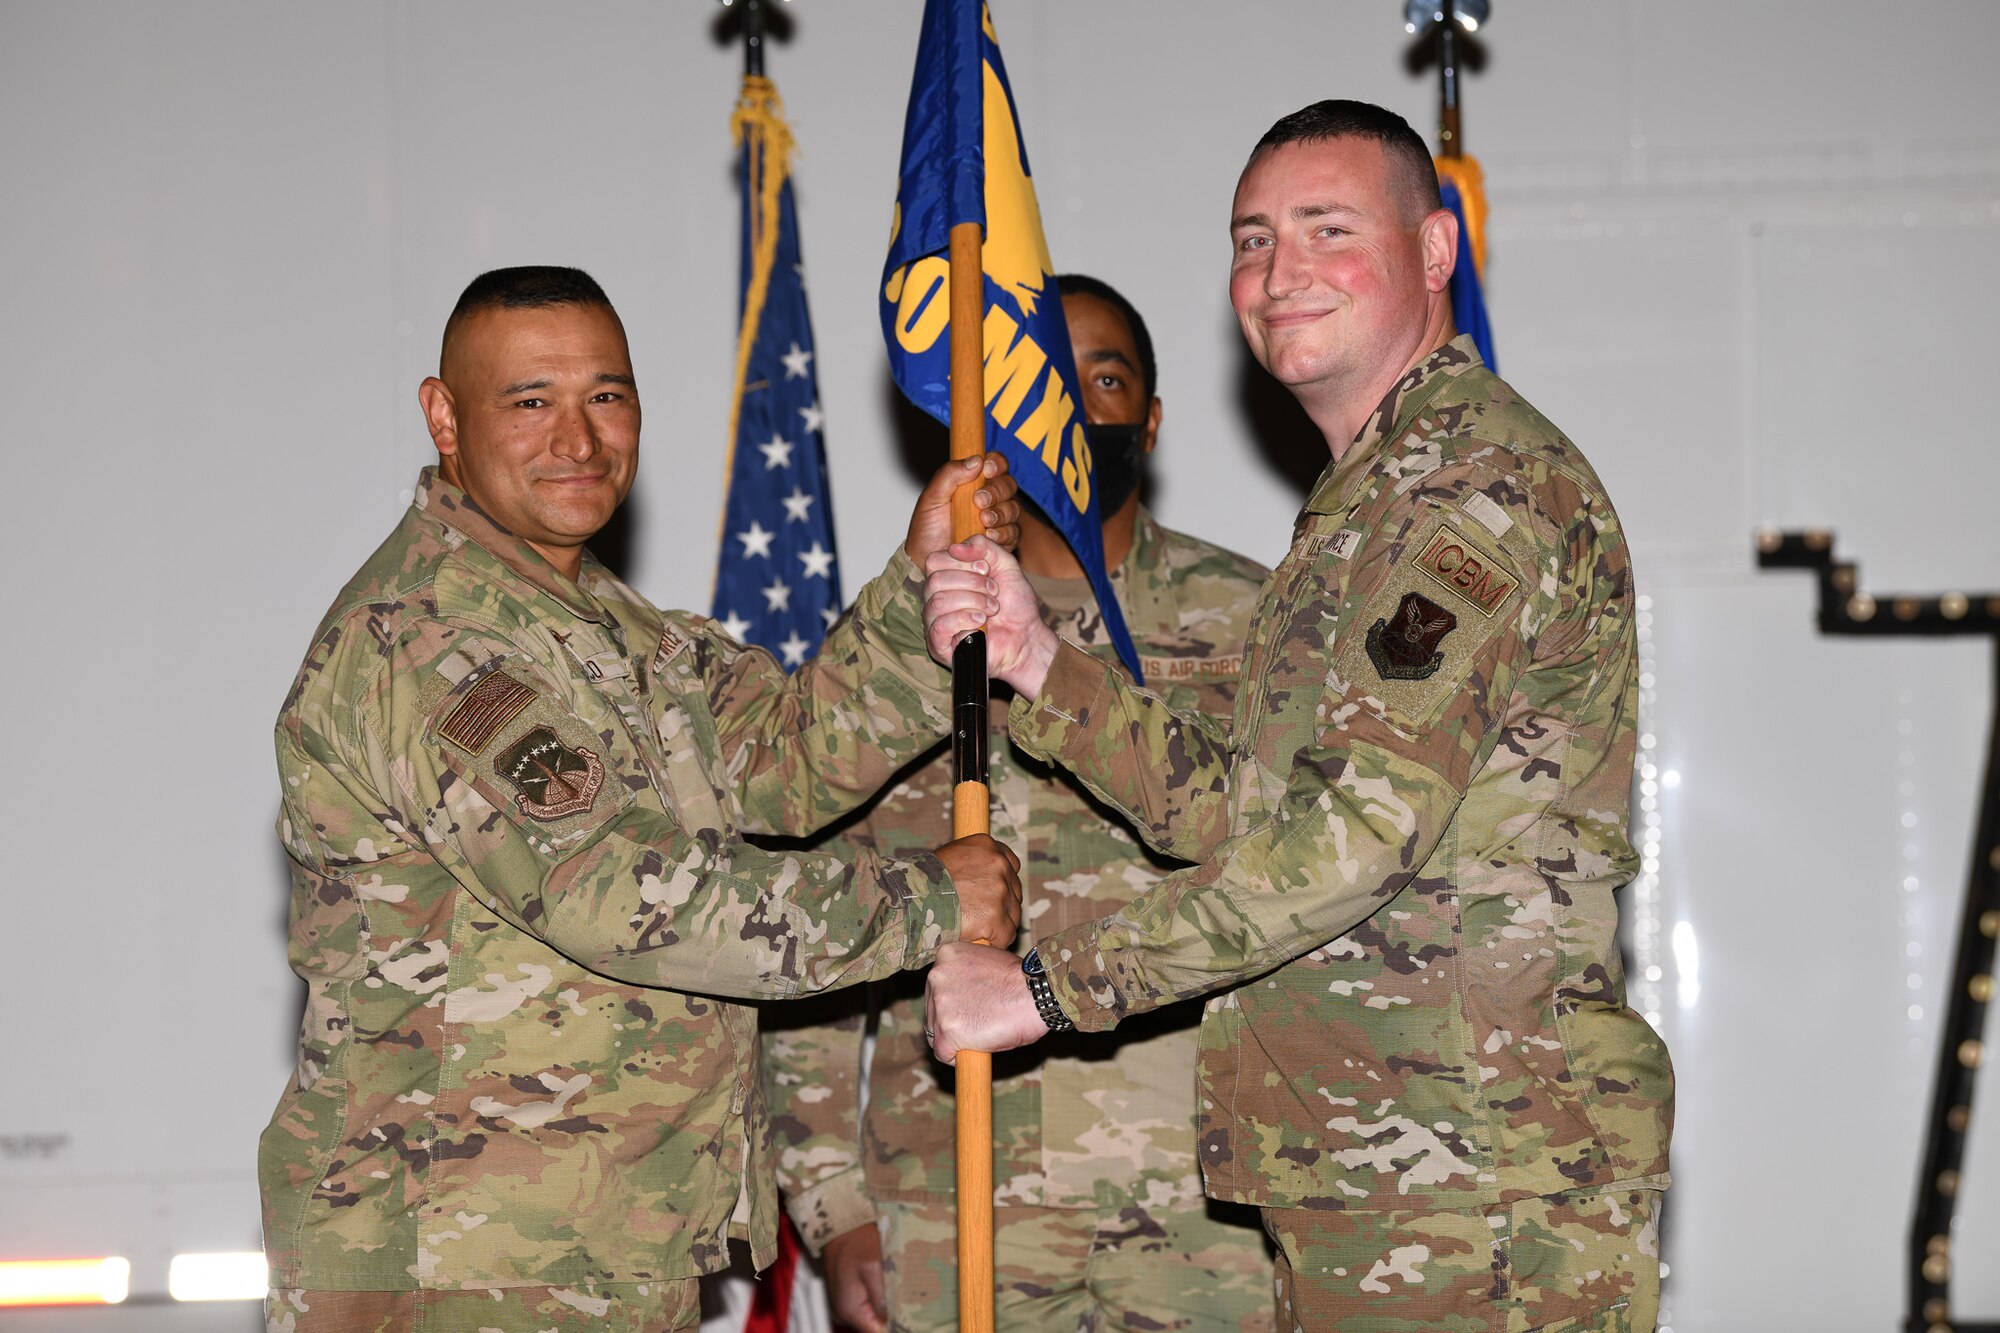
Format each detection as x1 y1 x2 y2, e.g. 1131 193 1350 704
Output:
636 644 740 840
648 691 735 836
1235 522 1355 754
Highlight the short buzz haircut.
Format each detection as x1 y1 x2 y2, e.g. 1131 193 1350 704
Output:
1249 100 1443 224
440 265 617 365
1056 273 1157 401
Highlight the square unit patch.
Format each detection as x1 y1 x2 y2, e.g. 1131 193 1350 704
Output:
495 725 605 820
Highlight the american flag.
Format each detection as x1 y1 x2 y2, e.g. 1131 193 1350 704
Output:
713 76 841 669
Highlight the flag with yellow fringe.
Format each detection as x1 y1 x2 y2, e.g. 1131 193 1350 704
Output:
1434 154 1496 368
712 75 843 669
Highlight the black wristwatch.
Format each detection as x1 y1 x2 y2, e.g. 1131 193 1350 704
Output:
1022 947 1074 1032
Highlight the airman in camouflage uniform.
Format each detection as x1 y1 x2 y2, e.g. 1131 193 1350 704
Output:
262 267 1023 1333
922 105 1673 1331
764 278 1275 1333
765 518 1274 1333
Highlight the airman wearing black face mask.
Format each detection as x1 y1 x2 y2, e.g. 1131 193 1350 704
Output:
762 274 1277 1333
1023 273 1162 576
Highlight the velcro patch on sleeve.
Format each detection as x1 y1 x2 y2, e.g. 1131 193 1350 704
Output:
1331 515 1527 730
1461 490 1514 538
437 668 539 755
494 725 605 821
1410 520 1518 618
1138 652 1246 684
1365 593 1457 680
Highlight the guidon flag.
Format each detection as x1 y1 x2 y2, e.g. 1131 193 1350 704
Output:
879 0 1143 682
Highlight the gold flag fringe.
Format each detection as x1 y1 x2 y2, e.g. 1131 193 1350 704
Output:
1433 154 1488 278
713 75 797 597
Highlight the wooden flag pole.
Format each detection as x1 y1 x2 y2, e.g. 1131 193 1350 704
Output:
946 217 996 1333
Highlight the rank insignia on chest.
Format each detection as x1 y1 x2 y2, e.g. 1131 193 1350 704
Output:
495 725 605 820
1366 592 1457 681
653 625 691 675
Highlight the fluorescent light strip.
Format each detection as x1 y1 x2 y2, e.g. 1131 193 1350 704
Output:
169 1251 269 1302
1630 592 1665 1028
0 1257 131 1307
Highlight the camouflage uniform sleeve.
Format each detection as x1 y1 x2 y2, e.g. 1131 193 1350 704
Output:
763 748 951 1251
706 547 954 837
343 623 958 1001
1004 642 1238 862
763 811 884 1253
760 986 878 1256
1018 465 1563 1031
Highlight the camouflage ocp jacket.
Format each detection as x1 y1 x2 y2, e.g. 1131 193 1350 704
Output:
1012 338 1674 1212
263 469 959 1291
762 514 1267 1252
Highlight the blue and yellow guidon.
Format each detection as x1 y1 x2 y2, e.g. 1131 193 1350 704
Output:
880 0 1141 680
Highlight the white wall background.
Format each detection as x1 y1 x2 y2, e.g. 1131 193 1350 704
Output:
3 2 1998 1330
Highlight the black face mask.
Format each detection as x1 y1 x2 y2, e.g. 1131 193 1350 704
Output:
1082 421 1148 518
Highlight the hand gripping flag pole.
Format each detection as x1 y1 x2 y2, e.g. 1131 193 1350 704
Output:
946 216 997 1333
881 1 1143 685
882 4 1145 1327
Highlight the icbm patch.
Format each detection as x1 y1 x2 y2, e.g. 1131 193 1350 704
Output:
1412 522 1516 617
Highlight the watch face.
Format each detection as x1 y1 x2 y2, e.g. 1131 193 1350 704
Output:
1022 947 1044 975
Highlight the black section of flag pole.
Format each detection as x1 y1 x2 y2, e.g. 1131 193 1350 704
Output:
1439 0 1459 117
741 0 764 77
1756 530 2000 1333
953 631 989 786
1437 0 1463 157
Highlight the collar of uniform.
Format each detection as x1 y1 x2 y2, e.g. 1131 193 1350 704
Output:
412 466 613 625
1302 334 1483 516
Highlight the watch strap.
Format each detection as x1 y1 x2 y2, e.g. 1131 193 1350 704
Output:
1022 946 1074 1032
